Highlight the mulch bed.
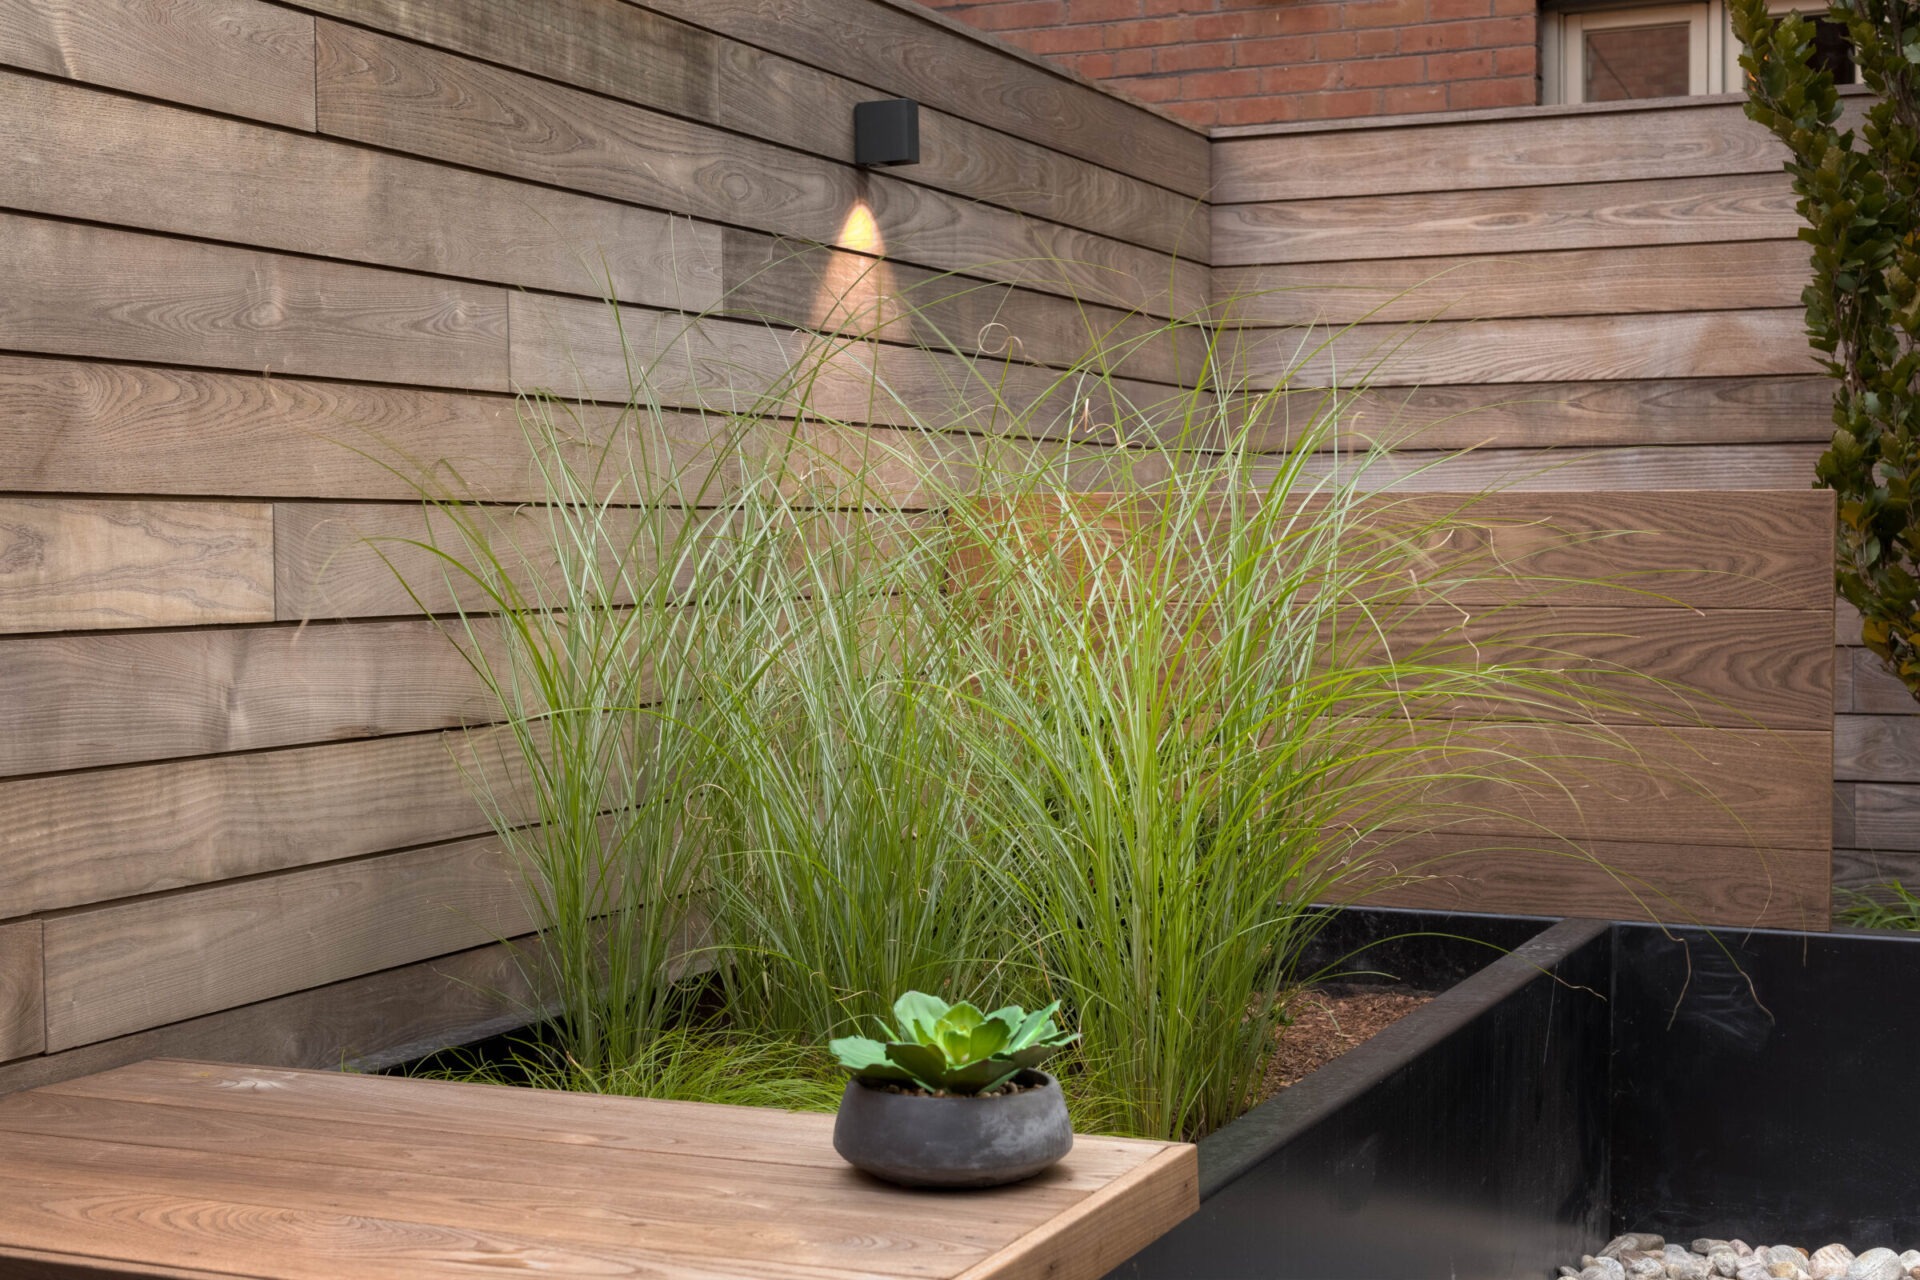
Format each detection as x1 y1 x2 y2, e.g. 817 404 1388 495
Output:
1257 987 1433 1103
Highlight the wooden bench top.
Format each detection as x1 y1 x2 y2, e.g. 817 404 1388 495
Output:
0 1058 1198 1279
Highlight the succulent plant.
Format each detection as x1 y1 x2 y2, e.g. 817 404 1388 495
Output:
830 991 1079 1095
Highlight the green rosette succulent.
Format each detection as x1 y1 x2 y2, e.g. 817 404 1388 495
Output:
830 991 1079 1095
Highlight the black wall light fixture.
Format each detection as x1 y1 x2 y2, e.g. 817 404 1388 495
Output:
854 98 920 166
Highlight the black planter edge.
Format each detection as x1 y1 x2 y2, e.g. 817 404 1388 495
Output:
1196 915 1608 1200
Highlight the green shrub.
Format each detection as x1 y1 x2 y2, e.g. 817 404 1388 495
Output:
1733 0 1920 698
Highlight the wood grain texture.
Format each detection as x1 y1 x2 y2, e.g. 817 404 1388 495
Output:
0 620 496 777
0 499 273 634
0 212 508 390
1854 784 1920 852
272 500 666 620
1837 715 1920 783
638 0 1209 198
1215 241 1809 326
1359 833 1829 929
1298 443 1827 493
1214 174 1799 266
957 1146 1198 1280
1376 721 1831 851
1343 490 1835 611
720 231 1204 387
315 22 1206 317
1294 377 1831 451
1213 99 1786 203
0 70 722 313
1833 846 1920 891
1354 605 1832 731
0 356 771 504
0 938 551 1096
0 921 43 1064
1248 309 1813 387
0 726 530 918
41 836 534 1049
1844 647 1920 714
283 0 1205 259
507 292 1194 437
0 1060 1194 1280
0 0 316 129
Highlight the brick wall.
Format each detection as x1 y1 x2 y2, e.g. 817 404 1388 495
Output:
919 0 1538 126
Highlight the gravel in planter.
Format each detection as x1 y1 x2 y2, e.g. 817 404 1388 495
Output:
1560 1234 1920 1280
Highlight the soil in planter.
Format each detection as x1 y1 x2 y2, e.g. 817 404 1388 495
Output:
1257 985 1433 1103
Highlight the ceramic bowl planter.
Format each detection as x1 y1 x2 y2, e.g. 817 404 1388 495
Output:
832 1067 1073 1188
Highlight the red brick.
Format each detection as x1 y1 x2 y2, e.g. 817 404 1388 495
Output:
1102 16 1191 46
1074 48 1154 77
1018 25 1107 54
1383 83 1450 113
1447 75 1535 108
1232 34 1316 65
1314 30 1359 58
1426 0 1493 18
1398 20 1486 52
1170 98 1221 126
1156 40 1236 72
1339 53 1426 87
1180 67 1266 98
1064 0 1142 22
1494 43 1538 75
1343 0 1425 28
1106 73 1184 102
956 0 1067 29
1426 48 1494 78
1262 62 1339 93
1215 95 1297 127
1300 88 1388 119
1356 27 1399 53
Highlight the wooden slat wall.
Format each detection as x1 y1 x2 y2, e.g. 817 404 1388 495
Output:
0 0 1210 1085
1214 96 1873 918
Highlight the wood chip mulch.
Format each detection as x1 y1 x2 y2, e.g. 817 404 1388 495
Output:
1257 988 1433 1103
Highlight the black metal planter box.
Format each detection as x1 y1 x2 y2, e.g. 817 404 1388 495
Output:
1110 907 1920 1280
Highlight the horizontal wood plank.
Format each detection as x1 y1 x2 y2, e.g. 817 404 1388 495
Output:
1213 100 1785 203
1214 174 1799 266
719 231 1202 387
1378 721 1831 851
0 921 43 1064
1298 443 1827 493
0 0 316 129
638 0 1209 198
1285 376 1832 452
315 22 1205 317
0 70 722 313
0 938 553 1096
0 726 530 918
1248 309 1813 387
1855 784 1920 852
1843 648 1920 715
1215 241 1809 326
1833 847 1920 892
0 499 273 634
1344 489 1835 611
507 292 1194 437
0 620 495 777
284 0 1204 259
42 836 534 1049
1837 715 1920 783
0 212 508 390
1359 832 1829 929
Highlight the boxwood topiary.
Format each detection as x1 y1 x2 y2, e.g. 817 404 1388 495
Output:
1732 0 1920 699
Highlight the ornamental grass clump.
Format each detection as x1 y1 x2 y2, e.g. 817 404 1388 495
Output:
373 252 1704 1137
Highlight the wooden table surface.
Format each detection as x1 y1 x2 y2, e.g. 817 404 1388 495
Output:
0 1058 1198 1279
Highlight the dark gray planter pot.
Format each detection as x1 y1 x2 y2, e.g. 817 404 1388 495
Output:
832 1068 1074 1188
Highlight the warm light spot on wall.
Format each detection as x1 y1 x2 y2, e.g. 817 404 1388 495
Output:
838 202 884 256
810 200 900 335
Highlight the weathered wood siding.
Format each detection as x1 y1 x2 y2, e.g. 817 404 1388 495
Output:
1213 95 1874 918
0 0 1209 1087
